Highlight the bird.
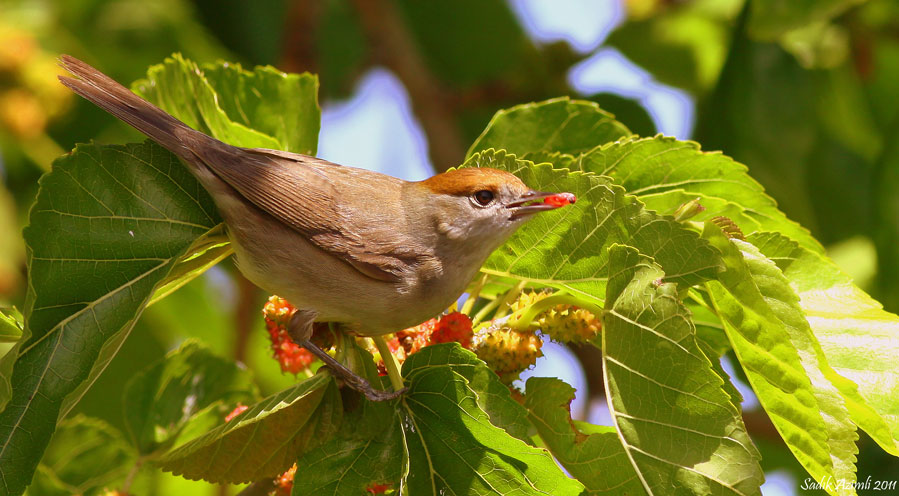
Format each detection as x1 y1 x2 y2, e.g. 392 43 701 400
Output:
57 55 575 400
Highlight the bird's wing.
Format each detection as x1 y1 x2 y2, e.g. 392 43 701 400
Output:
184 141 420 282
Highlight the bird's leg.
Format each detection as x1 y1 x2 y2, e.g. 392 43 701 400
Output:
288 310 405 402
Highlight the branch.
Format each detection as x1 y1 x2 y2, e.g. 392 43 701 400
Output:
351 0 466 172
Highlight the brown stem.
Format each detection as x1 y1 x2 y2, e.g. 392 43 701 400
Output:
351 0 466 172
235 478 276 496
280 1 322 74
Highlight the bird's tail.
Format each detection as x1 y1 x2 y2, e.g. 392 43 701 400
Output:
58 55 206 163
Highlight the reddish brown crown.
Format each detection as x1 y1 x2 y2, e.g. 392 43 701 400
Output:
420 168 526 196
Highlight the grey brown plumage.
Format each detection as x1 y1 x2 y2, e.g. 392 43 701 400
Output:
58 55 426 284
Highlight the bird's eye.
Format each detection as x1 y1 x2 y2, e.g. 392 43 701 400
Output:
473 190 495 206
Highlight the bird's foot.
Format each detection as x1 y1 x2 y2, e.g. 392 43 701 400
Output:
289 311 405 401
299 339 406 401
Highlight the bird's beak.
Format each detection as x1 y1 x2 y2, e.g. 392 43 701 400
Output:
506 190 577 220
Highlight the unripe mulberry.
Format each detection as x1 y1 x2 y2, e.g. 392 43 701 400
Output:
472 325 543 384
263 296 316 374
510 291 602 343
536 306 601 344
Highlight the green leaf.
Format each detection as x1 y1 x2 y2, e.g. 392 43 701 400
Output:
464 149 722 303
201 62 321 155
293 404 405 495
399 343 583 495
578 136 824 253
157 373 341 484
467 98 631 160
523 377 648 495
602 244 763 495
748 0 868 41
293 355 404 495
749 231 899 455
702 224 860 495
132 54 278 150
0 308 23 343
146 225 232 306
123 340 258 457
0 141 220 496
30 415 135 496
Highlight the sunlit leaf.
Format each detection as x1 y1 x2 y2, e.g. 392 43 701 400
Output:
293 350 404 495
749 231 899 455
703 224 859 495
0 141 219 495
603 244 763 495
464 149 722 303
467 97 631 159
0 53 320 495
0 308 23 343
578 136 823 253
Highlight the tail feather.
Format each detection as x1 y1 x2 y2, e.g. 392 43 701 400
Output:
58 55 202 162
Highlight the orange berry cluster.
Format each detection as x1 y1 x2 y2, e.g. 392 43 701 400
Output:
372 311 475 374
262 296 316 374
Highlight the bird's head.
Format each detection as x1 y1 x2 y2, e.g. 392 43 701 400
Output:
417 167 576 246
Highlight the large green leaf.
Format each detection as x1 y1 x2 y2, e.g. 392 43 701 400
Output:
578 136 823 253
0 141 219 496
0 54 320 495
703 224 860 495
293 402 405 496
464 150 721 303
132 54 279 150
748 0 868 40
123 340 259 457
201 62 320 155
158 373 341 484
30 415 135 496
293 350 405 495
749 231 899 455
524 377 647 495
467 98 631 160
399 344 583 495
602 244 763 495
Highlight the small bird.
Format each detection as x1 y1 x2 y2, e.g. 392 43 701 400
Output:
58 55 575 400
